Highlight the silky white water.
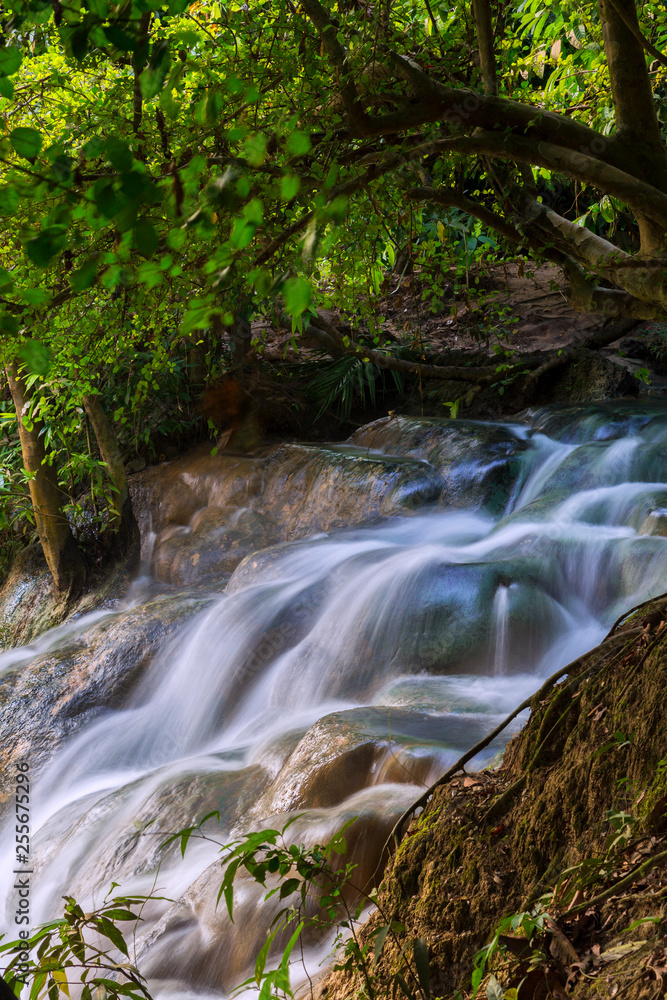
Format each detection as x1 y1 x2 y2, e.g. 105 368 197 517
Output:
2 402 667 995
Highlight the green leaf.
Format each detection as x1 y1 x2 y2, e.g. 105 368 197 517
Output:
0 312 18 336
230 219 255 250
68 25 90 61
244 132 268 167
0 186 19 216
84 136 106 159
98 916 129 956
93 178 119 219
280 174 300 200
141 43 171 99
0 268 14 294
24 226 67 267
283 276 312 317
414 937 430 999
373 925 391 968
133 219 158 257
0 77 14 99
166 227 186 250
70 257 99 291
103 25 138 51
19 287 49 305
10 127 42 160
287 130 311 156
100 908 140 921
0 47 22 77
106 138 133 173
20 341 51 376
278 878 300 899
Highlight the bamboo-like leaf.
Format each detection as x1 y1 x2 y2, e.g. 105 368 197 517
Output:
413 937 430 999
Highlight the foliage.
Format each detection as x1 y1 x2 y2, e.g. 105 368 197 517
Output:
0 889 163 1000
303 349 407 422
0 0 665 561
165 813 431 1000
470 905 548 999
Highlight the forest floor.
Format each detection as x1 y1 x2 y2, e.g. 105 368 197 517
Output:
240 262 667 435
257 261 663 367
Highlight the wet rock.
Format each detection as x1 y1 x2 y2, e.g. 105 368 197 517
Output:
0 592 214 807
535 441 667 495
34 763 270 906
230 545 565 705
545 348 639 405
250 706 521 818
133 443 443 586
0 545 57 648
139 785 419 992
639 507 667 536
130 449 263 540
348 416 529 512
151 507 281 586
373 674 532 716
257 444 442 536
0 544 138 651
528 401 667 444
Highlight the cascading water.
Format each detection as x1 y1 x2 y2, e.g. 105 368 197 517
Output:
2 401 667 996
491 584 511 676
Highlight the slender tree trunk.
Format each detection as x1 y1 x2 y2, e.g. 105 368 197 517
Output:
6 363 85 598
599 0 667 253
132 11 152 158
82 393 139 557
471 0 498 96
600 1 667 192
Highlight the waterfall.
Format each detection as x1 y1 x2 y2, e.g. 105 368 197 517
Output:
2 401 667 996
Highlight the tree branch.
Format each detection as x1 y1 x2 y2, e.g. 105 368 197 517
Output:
308 313 511 383
298 0 369 128
405 185 528 246
561 258 659 319
424 131 667 230
521 196 667 312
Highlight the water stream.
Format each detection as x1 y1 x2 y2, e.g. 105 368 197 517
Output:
2 402 667 995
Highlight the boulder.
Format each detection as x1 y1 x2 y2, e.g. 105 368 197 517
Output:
348 416 530 513
0 591 214 808
132 443 443 586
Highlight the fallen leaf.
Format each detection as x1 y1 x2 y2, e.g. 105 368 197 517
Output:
599 941 647 963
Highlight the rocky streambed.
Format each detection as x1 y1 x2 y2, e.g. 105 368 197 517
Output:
1 402 667 996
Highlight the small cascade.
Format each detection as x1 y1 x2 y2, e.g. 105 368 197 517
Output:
491 583 511 676
2 401 667 996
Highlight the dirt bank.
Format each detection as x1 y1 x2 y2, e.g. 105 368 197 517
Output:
320 596 667 999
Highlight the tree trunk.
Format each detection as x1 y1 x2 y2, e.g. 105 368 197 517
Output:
6 363 85 598
599 0 667 191
82 393 139 558
471 0 498 96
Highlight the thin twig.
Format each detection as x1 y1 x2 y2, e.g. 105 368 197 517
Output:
566 849 667 916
